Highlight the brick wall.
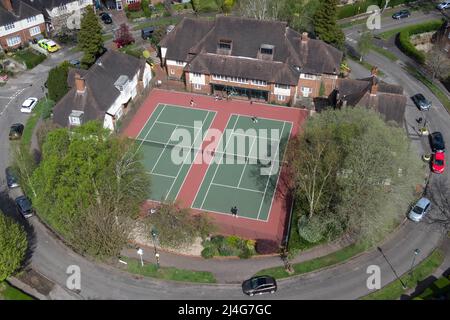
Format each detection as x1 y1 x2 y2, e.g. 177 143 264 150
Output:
0 23 45 50
166 64 184 80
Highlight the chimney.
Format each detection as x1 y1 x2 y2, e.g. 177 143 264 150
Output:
370 79 378 96
1 0 13 11
371 66 378 77
74 73 86 94
301 32 309 43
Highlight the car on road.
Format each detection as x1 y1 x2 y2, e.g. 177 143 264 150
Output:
392 10 410 19
437 1 450 9
431 151 445 174
20 97 38 113
38 39 60 53
99 12 112 24
9 123 24 140
242 275 277 296
15 195 34 219
430 132 445 152
411 93 432 110
408 197 431 222
5 167 19 189
69 59 81 68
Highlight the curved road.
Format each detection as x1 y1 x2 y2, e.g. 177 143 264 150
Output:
0 12 448 299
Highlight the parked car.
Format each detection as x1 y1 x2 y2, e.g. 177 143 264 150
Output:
430 132 445 152
5 167 19 188
38 39 60 52
15 195 34 219
99 12 112 24
392 10 410 19
9 123 24 140
408 197 431 222
242 275 277 296
411 93 431 110
431 151 445 174
69 59 81 68
437 1 450 9
20 97 38 113
141 27 154 40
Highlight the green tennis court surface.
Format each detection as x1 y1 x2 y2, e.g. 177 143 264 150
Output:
136 104 216 201
192 115 292 221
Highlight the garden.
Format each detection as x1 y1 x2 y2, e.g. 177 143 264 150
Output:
11 48 46 69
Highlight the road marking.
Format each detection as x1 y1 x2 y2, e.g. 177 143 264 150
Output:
0 88 26 116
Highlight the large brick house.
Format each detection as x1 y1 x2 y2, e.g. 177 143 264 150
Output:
158 16 343 105
0 0 45 50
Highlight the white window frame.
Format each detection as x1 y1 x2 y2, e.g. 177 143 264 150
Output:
192 72 201 78
5 23 15 31
69 115 81 126
251 79 267 86
6 36 21 47
212 74 227 81
27 16 37 23
300 73 315 80
176 60 184 65
29 26 41 36
277 95 286 101
275 83 290 90
193 83 201 90
301 86 312 97
230 76 247 84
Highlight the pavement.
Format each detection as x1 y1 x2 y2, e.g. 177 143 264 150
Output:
0 11 448 299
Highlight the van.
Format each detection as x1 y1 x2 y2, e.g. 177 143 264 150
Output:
141 27 155 40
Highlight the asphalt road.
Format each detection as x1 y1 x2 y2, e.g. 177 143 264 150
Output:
0 14 447 299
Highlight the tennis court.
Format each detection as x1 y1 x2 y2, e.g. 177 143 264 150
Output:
136 104 216 201
192 114 292 221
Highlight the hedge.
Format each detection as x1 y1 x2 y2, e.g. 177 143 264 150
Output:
397 20 443 64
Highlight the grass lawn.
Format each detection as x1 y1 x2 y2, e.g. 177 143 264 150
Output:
0 282 34 300
370 45 398 61
255 243 368 279
377 19 442 40
123 257 217 283
12 49 46 69
102 34 114 42
406 66 450 113
133 16 182 31
21 99 55 148
362 249 444 300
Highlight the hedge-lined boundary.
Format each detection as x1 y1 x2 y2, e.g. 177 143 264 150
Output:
397 20 443 64
337 0 415 20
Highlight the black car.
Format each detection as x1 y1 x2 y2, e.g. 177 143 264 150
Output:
100 12 112 24
411 93 432 111
242 275 277 296
430 132 446 152
392 10 410 19
5 167 19 188
15 195 34 219
9 123 24 140
141 27 155 40
69 59 81 68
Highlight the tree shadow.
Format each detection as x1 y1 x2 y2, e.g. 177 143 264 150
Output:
406 275 439 300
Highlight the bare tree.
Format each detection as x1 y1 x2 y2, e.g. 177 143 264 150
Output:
426 46 450 80
425 177 450 232
239 0 281 20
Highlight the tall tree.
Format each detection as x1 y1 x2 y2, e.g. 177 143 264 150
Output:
114 23 135 48
426 46 450 80
313 0 345 48
78 5 104 67
0 213 28 281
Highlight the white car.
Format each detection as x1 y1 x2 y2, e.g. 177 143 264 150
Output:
20 97 38 113
437 1 450 10
408 197 431 222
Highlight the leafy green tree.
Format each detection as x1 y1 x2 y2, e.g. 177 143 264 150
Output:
0 213 28 281
30 121 150 258
145 201 214 249
141 0 152 17
11 143 37 198
313 0 345 48
47 61 70 103
357 31 374 61
279 0 319 32
78 5 104 67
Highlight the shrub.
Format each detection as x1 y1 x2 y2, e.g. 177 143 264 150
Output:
397 20 443 64
201 246 217 259
298 215 326 244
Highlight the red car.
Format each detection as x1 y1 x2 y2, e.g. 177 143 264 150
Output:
432 151 445 174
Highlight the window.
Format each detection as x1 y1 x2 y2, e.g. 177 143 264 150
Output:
192 73 201 78
176 60 184 65
260 44 274 55
69 111 84 126
193 83 201 90
212 74 227 81
27 16 37 23
301 87 312 97
300 73 315 79
218 39 232 50
6 36 21 47
230 77 247 84
275 84 289 90
277 95 286 101
251 79 267 86
170 69 175 75
5 23 15 31
29 26 41 36
59 4 67 12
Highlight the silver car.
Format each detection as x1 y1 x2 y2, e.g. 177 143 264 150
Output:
408 197 431 222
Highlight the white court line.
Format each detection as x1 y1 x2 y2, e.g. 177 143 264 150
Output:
135 104 166 155
174 110 218 201
164 114 207 200
210 182 264 194
150 124 180 173
155 120 198 129
256 121 286 220
147 172 177 179
199 115 240 209
236 136 257 189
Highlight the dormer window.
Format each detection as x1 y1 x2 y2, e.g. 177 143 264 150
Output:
217 39 232 55
69 110 84 127
258 44 274 61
